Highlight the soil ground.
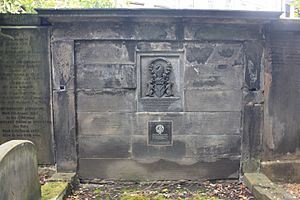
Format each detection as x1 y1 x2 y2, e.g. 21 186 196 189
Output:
66 180 254 200
280 183 300 199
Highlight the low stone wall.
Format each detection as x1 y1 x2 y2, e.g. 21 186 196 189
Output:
0 140 41 200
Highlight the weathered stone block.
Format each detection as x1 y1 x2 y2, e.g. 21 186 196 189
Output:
79 136 131 158
136 42 183 51
244 41 263 90
132 135 186 160
53 90 77 172
184 64 243 90
185 89 242 111
77 89 136 112
78 112 133 136
242 105 262 160
183 112 241 135
75 40 135 63
184 24 262 41
78 158 240 180
134 112 241 135
53 22 176 41
0 27 53 164
52 40 75 90
185 135 241 161
76 63 136 89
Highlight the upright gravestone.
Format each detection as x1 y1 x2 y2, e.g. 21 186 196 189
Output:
0 15 53 164
0 140 41 200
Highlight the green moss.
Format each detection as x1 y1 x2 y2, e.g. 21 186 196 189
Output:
41 182 68 200
94 188 102 193
121 194 149 200
193 195 220 200
152 195 169 200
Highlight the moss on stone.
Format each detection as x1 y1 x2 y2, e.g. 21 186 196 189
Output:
41 182 68 200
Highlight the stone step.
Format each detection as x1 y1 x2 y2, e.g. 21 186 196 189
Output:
41 173 76 200
244 173 296 200
261 160 300 183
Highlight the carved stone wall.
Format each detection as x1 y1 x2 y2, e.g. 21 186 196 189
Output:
40 9 279 179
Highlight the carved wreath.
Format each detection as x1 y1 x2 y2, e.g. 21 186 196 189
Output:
146 58 174 98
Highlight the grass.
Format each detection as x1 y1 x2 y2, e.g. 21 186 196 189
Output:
41 182 68 200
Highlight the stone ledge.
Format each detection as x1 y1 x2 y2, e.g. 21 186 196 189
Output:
244 173 296 200
41 173 76 200
261 160 300 183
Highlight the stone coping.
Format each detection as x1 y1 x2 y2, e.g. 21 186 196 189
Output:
35 8 282 24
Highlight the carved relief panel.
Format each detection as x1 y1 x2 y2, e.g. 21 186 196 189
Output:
137 51 184 112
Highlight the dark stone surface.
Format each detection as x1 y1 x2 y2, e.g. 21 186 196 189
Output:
51 40 75 90
52 40 77 172
244 41 263 90
53 90 77 172
242 105 263 162
52 22 176 41
0 14 41 25
184 24 263 41
76 63 136 89
263 28 300 158
132 136 186 160
77 89 136 112
78 112 133 136
78 158 240 180
78 136 131 158
134 112 241 136
0 27 53 164
185 90 242 111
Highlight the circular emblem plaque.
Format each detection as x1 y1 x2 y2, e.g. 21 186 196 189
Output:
155 124 164 134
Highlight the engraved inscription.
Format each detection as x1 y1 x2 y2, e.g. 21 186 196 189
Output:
146 58 174 98
0 30 50 139
148 121 172 145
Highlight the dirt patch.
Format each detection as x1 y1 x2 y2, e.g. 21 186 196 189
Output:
66 180 253 200
38 166 56 185
281 183 300 199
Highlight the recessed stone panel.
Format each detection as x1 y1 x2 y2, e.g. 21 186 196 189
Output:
76 63 136 89
78 136 131 158
78 112 133 136
137 52 184 112
184 64 244 90
75 41 135 64
183 112 241 135
185 89 242 112
77 89 136 112
185 135 241 161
